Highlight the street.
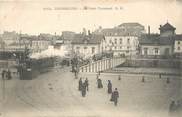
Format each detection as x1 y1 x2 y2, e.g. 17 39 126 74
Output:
0 67 181 117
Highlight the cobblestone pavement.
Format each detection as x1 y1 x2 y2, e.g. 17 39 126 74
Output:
0 67 181 117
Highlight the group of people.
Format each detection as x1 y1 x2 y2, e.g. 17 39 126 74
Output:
97 73 119 106
107 80 119 106
78 72 120 106
78 77 89 97
1 69 12 80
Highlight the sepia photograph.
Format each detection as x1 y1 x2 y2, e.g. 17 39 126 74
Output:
0 0 182 117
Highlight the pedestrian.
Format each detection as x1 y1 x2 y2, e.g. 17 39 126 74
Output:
2 70 6 80
85 78 89 91
107 80 112 94
111 88 119 106
7 69 11 80
78 78 83 91
118 75 121 80
142 76 145 82
167 77 170 84
97 78 103 88
159 73 162 79
81 82 87 97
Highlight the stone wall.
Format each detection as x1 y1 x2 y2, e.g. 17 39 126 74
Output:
118 59 181 68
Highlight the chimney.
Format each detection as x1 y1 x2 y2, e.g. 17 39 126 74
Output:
88 30 91 35
82 28 87 35
148 26 150 35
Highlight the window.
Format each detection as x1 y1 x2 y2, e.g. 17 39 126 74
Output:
127 38 130 44
154 48 159 55
144 48 148 55
127 46 130 50
84 47 87 49
92 47 95 54
120 38 122 44
115 46 117 50
178 41 180 44
114 38 117 44
120 46 122 49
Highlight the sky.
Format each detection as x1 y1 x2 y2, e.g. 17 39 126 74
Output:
0 0 182 35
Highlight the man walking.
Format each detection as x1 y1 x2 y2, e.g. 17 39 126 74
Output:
81 82 87 97
85 78 89 91
112 88 119 106
97 78 103 88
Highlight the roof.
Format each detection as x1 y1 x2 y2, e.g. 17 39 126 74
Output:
72 34 104 44
100 28 142 36
61 31 75 40
159 22 176 31
139 34 174 45
118 22 144 28
21 36 50 41
174 34 182 41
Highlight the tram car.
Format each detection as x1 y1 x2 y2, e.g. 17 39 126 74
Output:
19 57 55 80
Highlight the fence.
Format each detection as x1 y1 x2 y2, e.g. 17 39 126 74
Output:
79 57 125 73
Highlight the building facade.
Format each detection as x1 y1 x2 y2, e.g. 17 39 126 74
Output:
94 22 145 56
139 22 175 57
71 34 104 59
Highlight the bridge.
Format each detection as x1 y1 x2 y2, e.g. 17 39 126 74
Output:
79 57 126 73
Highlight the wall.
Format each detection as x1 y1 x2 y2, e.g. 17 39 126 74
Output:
79 57 125 73
119 59 181 68
160 30 174 37
72 44 101 58
141 45 173 56
174 40 182 53
103 36 138 56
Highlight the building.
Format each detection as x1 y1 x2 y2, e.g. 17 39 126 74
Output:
30 36 51 53
94 22 145 56
71 33 105 59
13 35 51 54
174 35 182 54
1 31 19 46
139 22 175 57
60 31 76 53
117 22 145 36
0 37 6 49
139 34 174 57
